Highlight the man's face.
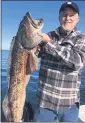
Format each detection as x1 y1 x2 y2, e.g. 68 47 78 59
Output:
59 7 80 31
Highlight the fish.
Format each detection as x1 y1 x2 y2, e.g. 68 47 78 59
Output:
2 12 44 122
17 12 43 49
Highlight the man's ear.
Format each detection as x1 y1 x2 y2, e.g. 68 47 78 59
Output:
59 15 60 22
77 16 80 23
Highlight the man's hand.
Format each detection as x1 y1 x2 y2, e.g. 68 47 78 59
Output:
37 32 51 43
30 46 38 54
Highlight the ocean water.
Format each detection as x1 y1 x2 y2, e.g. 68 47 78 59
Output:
1 50 85 121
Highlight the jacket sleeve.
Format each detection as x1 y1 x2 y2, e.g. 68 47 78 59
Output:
44 34 85 71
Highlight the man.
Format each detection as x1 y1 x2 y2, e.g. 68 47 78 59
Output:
31 1 85 122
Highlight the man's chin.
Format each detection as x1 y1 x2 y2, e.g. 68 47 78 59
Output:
62 26 72 32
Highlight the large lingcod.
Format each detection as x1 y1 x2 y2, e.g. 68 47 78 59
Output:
2 12 44 122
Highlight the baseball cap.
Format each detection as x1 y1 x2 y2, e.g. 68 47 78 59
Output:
59 1 79 15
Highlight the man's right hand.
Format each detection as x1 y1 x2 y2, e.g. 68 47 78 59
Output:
37 32 51 43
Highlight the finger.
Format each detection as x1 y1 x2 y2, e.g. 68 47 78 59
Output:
37 32 43 36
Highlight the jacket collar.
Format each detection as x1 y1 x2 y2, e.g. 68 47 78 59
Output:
55 27 77 37
55 27 79 46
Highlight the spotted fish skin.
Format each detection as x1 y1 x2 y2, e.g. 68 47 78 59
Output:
2 12 44 122
3 37 37 122
8 39 29 122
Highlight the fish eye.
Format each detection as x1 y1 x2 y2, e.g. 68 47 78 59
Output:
38 21 41 25
39 19 43 25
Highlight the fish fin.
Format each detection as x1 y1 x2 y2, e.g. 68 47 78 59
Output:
7 37 16 88
26 53 38 74
2 95 12 121
29 53 38 72
22 101 34 122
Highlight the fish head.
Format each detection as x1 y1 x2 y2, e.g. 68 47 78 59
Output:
26 12 43 30
17 12 44 49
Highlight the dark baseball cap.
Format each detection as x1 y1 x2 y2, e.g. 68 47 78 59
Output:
59 1 79 15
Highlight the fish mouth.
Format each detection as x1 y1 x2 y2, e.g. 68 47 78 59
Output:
24 12 43 29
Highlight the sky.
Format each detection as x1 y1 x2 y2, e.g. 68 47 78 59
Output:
2 1 85 50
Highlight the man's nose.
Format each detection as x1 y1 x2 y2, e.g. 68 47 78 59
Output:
65 15 71 19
